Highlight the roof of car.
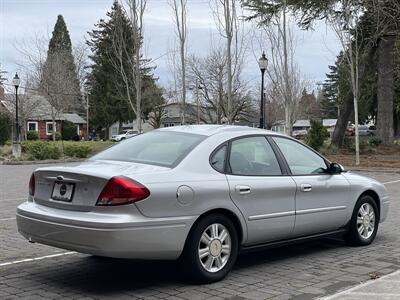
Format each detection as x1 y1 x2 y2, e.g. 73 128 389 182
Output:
157 125 284 137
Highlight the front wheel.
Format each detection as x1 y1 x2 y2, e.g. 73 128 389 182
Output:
344 195 379 246
180 214 239 283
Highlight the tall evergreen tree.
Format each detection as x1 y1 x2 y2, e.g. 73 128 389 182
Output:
40 15 82 140
86 1 163 137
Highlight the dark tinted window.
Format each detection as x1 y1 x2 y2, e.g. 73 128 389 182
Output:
210 145 227 172
229 137 282 176
92 131 205 167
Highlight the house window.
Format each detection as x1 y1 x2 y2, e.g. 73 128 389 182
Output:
46 122 56 135
27 122 38 132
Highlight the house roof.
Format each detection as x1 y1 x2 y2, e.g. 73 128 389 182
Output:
293 120 311 127
1 94 86 124
323 119 338 127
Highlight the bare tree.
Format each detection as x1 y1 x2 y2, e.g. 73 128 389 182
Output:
252 4 307 135
329 0 363 165
211 0 240 124
124 0 147 133
169 0 188 124
187 46 255 124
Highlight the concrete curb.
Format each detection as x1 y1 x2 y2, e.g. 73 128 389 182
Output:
320 269 400 299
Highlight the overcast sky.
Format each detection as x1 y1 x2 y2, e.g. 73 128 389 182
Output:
0 0 341 91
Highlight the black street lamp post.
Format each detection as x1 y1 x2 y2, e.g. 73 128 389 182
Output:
12 73 21 158
12 73 20 142
258 52 268 129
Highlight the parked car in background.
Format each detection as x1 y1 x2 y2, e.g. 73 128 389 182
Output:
292 129 308 140
111 130 139 142
358 125 375 136
17 125 389 283
346 126 355 136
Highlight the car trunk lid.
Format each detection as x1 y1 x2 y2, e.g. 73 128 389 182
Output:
32 160 169 211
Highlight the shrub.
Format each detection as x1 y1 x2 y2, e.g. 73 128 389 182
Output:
345 138 369 152
62 121 77 141
305 120 329 151
0 112 12 145
22 141 61 160
47 132 62 141
64 143 91 158
26 130 39 141
368 137 382 147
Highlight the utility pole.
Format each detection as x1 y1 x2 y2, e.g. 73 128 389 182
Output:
86 93 90 140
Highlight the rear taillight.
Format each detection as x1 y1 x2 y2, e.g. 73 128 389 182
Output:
96 176 150 206
29 173 35 196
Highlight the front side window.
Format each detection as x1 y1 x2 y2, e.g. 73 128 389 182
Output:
229 136 282 176
92 131 205 167
272 137 327 175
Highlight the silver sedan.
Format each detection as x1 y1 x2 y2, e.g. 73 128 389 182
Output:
16 125 390 283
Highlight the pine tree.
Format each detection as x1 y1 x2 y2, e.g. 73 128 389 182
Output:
41 15 81 115
86 1 163 136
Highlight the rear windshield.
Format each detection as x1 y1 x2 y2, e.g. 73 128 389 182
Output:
91 131 206 167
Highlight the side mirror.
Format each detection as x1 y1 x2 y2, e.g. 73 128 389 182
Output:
328 162 345 174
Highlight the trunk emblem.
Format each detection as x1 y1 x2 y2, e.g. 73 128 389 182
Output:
59 184 67 196
57 175 64 181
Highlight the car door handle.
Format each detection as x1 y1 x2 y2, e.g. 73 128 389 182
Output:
300 184 312 192
236 185 251 195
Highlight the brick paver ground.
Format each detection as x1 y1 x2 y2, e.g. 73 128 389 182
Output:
0 164 399 299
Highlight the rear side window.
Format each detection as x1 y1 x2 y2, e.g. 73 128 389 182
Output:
229 136 282 176
210 145 227 172
92 131 205 167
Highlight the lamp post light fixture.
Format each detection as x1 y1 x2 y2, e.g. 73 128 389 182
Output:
12 73 21 158
258 52 268 129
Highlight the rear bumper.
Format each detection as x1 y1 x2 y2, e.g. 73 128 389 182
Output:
17 201 196 260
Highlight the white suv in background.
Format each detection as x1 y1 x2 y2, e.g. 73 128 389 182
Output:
111 130 139 142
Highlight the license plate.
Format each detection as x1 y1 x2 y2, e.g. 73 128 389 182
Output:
51 182 75 202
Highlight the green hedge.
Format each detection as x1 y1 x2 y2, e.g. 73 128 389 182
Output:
22 141 61 160
64 144 91 158
27 130 39 140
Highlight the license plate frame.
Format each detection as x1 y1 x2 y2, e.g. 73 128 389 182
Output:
51 182 75 202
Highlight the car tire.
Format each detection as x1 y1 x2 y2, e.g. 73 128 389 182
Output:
344 195 379 246
179 214 239 283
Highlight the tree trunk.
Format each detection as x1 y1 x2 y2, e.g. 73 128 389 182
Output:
331 91 354 148
331 46 376 148
377 35 396 144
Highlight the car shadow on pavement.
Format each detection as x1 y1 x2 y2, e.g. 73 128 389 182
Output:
27 237 352 296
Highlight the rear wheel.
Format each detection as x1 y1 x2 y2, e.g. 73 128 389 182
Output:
345 195 379 246
180 214 238 283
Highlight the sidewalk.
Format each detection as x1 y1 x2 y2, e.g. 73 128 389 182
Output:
321 270 400 299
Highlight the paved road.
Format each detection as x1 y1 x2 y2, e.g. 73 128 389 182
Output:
1 164 400 300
